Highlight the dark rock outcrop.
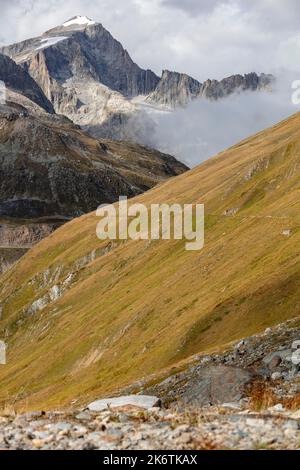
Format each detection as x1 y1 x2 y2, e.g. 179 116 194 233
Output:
0 53 54 113
179 365 254 407
200 72 274 100
0 220 61 274
0 102 188 220
146 70 202 108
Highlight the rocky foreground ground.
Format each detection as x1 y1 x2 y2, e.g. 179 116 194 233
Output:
0 404 300 450
1 317 300 450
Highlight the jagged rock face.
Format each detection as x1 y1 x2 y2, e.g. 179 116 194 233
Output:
0 20 159 138
0 53 54 113
146 70 202 109
0 21 159 102
42 21 159 97
0 220 61 274
200 72 274 100
0 102 187 220
147 71 274 109
0 220 61 248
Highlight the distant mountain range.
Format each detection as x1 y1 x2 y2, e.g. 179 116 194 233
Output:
0 16 274 140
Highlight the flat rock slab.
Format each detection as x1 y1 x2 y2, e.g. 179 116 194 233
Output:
263 350 292 366
87 395 161 412
180 366 254 406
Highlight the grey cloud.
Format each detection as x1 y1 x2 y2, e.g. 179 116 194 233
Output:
161 0 224 15
162 0 300 33
1 0 300 79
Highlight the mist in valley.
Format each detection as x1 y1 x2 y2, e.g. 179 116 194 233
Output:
142 75 300 167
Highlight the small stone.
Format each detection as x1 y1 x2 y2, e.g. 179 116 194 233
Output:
292 340 300 351
284 428 297 438
32 439 44 449
179 433 192 444
220 402 242 410
283 420 299 430
269 355 282 370
282 229 292 237
290 410 300 420
271 372 282 381
75 411 91 421
268 404 285 413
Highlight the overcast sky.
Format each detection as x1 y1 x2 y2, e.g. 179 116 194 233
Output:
1 0 300 80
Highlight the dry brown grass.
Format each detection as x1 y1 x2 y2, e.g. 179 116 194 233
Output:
248 381 278 411
248 380 300 411
188 437 218 450
282 394 300 410
0 403 16 417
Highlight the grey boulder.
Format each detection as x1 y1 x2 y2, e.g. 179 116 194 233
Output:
87 395 161 412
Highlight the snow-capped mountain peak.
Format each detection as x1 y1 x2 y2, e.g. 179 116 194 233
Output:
62 16 95 27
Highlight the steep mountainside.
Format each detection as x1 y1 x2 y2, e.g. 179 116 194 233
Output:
0 101 187 273
0 17 159 139
0 111 299 409
0 53 54 113
0 103 186 219
1 17 159 98
146 70 202 108
147 71 274 109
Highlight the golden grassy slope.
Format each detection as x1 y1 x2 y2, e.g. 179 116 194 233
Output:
1 111 300 410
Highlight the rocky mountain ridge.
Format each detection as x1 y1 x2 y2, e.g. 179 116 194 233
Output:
146 70 274 109
0 17 275 139
0 17 159 140
146 70 202 108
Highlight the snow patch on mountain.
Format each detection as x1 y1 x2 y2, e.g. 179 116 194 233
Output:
63 16 95 27
36 37 68 51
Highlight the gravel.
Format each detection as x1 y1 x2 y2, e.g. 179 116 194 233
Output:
0 406 300 450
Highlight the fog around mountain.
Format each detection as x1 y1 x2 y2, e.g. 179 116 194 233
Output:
145 75 300 167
